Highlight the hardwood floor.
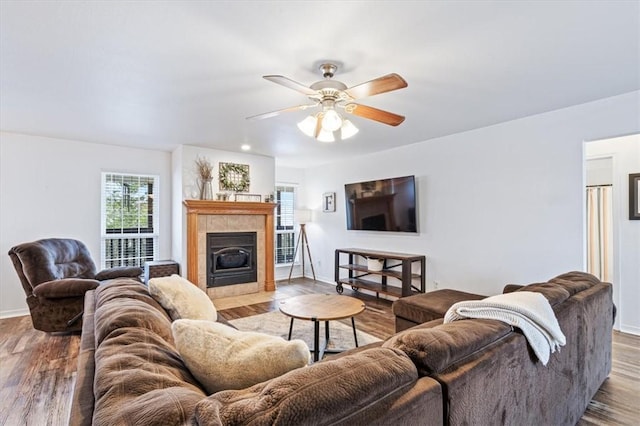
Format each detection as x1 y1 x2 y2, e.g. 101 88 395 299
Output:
0 278 637 425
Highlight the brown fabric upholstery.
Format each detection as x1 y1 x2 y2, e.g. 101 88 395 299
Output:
32 278 100 299
193 347 439 426
392 289 485 331
70 291 97 426
71 273 612 426
92 281 206 426
384 319 512 374
8 238 142 332
71 279 445 426
389 272 613 425
510 282 571 306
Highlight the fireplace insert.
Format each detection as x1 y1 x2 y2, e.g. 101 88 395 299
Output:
207 232 257 287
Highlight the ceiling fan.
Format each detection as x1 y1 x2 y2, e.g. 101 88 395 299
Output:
247 63 408 142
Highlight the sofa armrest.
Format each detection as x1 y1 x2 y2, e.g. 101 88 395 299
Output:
95 266 142 281
69 290 97 426
32 278 99 299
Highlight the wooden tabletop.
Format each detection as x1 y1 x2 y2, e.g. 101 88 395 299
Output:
279 294 366 321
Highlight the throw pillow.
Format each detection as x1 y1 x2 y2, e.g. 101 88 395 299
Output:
172 319 311 394
148 274 217 321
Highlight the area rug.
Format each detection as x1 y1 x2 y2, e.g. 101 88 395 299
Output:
228 311 381 354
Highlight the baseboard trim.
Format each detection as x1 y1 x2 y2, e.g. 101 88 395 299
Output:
0 308 29 319
620 324 640 336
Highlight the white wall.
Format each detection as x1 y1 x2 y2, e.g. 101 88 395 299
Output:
586 134 640 335
0 132 172 317
300 92 640 313
171 145 275 275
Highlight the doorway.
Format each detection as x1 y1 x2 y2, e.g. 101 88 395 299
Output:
585 134 640 334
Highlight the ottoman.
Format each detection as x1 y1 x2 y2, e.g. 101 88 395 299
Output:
392 289 486 332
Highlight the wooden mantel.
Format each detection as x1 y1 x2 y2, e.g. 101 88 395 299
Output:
183 199 278 291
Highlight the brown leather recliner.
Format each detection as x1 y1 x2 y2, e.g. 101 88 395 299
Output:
8 238 143 332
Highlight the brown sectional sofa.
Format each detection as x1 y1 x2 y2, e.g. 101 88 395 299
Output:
70 279 442 425
70 271 612 425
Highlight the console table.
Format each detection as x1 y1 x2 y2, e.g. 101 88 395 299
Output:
334 248 426 298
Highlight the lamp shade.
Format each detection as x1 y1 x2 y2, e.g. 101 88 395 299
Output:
295 209 312 224
297 115 316 137
340 119 359 139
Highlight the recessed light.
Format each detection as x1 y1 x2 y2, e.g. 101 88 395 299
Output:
241 144 251 151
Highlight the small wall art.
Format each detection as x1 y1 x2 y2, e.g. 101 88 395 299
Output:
323 192 336 212
219 162 250 192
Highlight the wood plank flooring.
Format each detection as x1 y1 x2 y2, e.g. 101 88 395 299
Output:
0 278 637 425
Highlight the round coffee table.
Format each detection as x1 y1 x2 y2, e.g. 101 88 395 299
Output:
279 294 366 362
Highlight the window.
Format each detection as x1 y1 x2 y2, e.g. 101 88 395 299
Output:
101 173 159 268
275 185 296 265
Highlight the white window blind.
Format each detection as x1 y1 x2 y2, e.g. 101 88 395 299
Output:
101 173 159 268
275 185 296 265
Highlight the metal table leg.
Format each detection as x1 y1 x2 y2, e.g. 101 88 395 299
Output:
288 318 294 340
313 319 320 362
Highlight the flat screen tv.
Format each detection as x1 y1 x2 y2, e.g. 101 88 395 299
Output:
344 175 417 232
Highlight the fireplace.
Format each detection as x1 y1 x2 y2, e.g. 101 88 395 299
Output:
207 232 257 287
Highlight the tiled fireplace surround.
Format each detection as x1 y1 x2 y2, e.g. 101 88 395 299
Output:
183 200 277 299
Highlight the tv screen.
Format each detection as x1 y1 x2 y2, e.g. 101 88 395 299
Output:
344 175 417 232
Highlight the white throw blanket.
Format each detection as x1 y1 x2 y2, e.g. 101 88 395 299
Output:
443 291 566 365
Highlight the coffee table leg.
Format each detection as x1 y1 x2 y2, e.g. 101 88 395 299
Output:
325 320 330 342
313 319 320 362
352 317 359 347
288 318 294 340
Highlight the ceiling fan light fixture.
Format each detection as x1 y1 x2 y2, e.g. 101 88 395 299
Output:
340 119 359 139
321 108 342 132
297 115 317 137
317 128 335 143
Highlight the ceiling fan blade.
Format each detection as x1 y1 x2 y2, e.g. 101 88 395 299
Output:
246 104 317 120
344 103 405 126
263 75 318 96
344 73 408 99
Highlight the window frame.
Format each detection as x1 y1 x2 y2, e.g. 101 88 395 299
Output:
274 184 297 266
100 172 159 269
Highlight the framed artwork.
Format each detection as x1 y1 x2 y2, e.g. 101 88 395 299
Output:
235 193 261 202
323 192 336 212
219 162 250 192
630 173 640 220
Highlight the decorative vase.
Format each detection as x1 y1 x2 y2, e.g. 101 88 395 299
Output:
199 177 213 200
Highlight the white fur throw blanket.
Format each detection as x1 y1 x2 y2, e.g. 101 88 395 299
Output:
444 291 566 365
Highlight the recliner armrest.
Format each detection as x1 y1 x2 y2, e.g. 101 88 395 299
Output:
33 278 100 299
95 266 143 281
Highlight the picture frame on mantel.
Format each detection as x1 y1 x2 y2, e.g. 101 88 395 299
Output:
323 192 336 212
630 173 640 220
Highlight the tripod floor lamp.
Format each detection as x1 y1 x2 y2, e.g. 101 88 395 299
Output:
288 209 316 282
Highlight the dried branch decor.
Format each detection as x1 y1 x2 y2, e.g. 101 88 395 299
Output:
219 162 250 192
195 156 214 200
195 156 214 181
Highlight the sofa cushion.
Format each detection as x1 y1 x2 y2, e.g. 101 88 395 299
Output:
149 274 217 321
172 319 310 394
549 272 599 296
383 319 512 374
32 278 99 299
93 327 206 425
510 282 571 307
94 298 174 346
192 347 419 425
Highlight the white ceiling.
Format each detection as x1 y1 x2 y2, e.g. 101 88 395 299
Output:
1 1 638 167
